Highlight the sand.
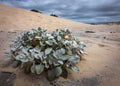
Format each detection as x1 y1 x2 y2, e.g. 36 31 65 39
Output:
0 4 120 86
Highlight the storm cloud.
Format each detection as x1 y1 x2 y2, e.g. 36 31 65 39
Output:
0 0 120 23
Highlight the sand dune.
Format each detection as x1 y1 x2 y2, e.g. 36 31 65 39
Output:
0 4 89 31
0 4 120 86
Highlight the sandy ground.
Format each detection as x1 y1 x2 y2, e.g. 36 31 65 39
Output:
0 4 120 86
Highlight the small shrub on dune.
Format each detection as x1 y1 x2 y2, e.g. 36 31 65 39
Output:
50 14 58 17
30 9 42 13
10 27 86 81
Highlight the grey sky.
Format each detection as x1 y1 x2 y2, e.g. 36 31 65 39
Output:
0 0 120 23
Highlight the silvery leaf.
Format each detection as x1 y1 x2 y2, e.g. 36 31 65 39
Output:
48 59 52 65
34 54 39 59
67 48 72 55
47 66 62 81
68 56 80 63
57 36 61 41
45 40 53 46
31 62 35 73
53 52 58 58
70 66 79 72
35 64 44 74
52 39 57 44
53 62 60 66
21 48 29 56
35 36 41 40
54 48 65 58
80 50 84 54
58 60 63 65
16 54 28 62
59 55 70 61
38 52 44 60
12 60 20 68
44 62 49 69
45 48 52 55
60 48 65 54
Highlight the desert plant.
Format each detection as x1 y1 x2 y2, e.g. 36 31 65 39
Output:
30 9 42 13
50 13 58 17
10 27 86 81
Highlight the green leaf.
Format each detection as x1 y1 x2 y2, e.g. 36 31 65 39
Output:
46 33 54 39
59 55 70 61
31 62 35 73
57 36 61 41
35 64 44 74
12 60 20 68
38 27 42 31
80 50 84 54
52 39 57 44
53 62 60 66
16 54 28 62
45 40 53 46
39 41 44 46
10 46 16 52
33 52 43 60
35 36 41 40
47 66 62 81
45 48 52 55
53 48 66 58
66 47 72 55
55 67 62 77
34 54 39 59
48 59 52 65
40 52 44 57
44 62 49 69
61 67 68 79
53 52 58 58
60 48 65 54
70 65 79 72
58 60 63 65
68 56 80 63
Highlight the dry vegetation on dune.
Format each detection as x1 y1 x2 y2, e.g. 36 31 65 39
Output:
0 4 120 86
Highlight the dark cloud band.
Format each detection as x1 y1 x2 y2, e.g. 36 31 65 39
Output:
0 0 120 24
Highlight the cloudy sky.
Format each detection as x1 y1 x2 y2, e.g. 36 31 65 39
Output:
0 0 120 23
